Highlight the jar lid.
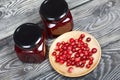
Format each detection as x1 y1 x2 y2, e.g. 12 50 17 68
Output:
40 0 68 21
13 23 43 49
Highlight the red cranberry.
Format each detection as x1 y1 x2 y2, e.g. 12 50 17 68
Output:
66 62 71 66
85 47 90 51
91 48 97 53
86 37 91 42
67 51 72 55
76 63 81 67
86 64 91 68
71 61 75 66
79 53 84 57
68 67 73 73
78 49 82 53
61 41 65 45
69 38 75 43
59 60 65 64
84 51 89 56
56 42 61 46
82 60 86 64
75 57 80 62
63 51 67 54
52 52 57 56
62 54 66 58
59 52 63 56
75 39 79 44
84 43 88 47
56 58 60 62
68 46 72 50
80 34 85 39
75 53 80 58
80 63 85 68
89 60 93 65
88 52 93 56
89 57 94 61
70 57 75 61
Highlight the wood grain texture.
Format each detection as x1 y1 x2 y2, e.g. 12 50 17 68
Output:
1 0 120 80
0 0 90 40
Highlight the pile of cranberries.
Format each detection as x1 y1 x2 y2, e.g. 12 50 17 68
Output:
52 34 97 73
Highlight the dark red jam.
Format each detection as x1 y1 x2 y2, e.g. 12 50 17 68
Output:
13 23 46 63
40 0 73 38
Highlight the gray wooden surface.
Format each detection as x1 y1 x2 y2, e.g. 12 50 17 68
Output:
1 0 120 80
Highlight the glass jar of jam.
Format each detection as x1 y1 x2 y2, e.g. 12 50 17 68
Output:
40 0 73 37
13 23 46 63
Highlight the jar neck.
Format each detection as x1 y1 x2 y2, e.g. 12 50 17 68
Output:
42 10 69 23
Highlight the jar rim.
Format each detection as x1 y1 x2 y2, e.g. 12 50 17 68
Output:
13 23 43 49
40 0 69 21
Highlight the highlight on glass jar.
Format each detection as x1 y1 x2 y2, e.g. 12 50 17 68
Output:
40 0 73 38
13 23 46 63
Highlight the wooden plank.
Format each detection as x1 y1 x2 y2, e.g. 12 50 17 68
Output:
1 0 120 79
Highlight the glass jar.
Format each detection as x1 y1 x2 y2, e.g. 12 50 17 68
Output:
13 23 46 63
40 0 73 37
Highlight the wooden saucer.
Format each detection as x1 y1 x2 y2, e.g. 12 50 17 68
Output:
49 31 101 77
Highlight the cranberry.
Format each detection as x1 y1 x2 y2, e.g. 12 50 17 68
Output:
67 55 71 59
63 57 67 61
65 43 69 47
82 55 87 60
63 51 67 54
71 57 75 61
89 57 94 61
86 64 91 68
71 42 75 46
91 48 97 53
66 62 71 66
85 47 90 51
75 53 79 58
52 52 57 56
56 42 61 46
84 51 89 56
76 63 81 67
71 61 75 66
67 51 72 55
73 44 78 48
59 60 65 64
68 46 72 50
82 60 86 64
80 34 85 39
59 56 64 60
79 41 84 45
84 43 88 47
72 48 77 52
88 52 93 56
69 38 75 43
89 60 93 65
79 53 84 57
59 52 63 56
56 58 60 62
61 41 65 45
75 57 80 62
78 49 82 53
62 54 66 58
62 46 67 50
68 67 73 73
75 39 79 44
59 48 63 52
86 37 91 42
80 63 85 68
